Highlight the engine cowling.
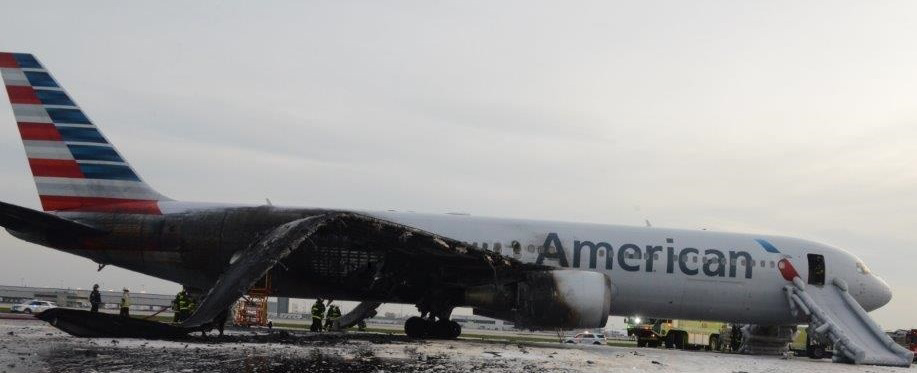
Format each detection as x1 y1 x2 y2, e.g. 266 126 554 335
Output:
464 270 612 329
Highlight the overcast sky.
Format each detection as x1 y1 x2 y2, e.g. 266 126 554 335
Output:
1 1 916 329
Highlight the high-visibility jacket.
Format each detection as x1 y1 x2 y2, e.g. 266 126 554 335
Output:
311 303 325 319
120 294 131 308
177 293 191 311
327 306 341 320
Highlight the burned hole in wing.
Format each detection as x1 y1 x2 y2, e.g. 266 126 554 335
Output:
275 213 515 303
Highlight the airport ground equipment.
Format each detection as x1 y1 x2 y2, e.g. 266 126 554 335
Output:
233 275 270 327
626 317 726 349
784 275 913 366
888 329 917 362
790 325 834 359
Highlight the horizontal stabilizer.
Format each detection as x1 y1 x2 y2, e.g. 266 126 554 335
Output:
0 200 104 236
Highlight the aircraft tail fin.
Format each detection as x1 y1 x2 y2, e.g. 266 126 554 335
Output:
1 52 169 214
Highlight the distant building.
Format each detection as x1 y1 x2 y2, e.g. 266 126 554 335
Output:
0 285 172 311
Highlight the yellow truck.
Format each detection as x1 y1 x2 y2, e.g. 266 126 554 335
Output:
626 317 728 350
790 325 834 359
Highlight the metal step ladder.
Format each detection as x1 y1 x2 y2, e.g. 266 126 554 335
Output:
784 276 913 367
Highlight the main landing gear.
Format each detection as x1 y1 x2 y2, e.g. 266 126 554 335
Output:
404 316 461 339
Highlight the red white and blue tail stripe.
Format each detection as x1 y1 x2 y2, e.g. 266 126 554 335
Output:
1 52 168 214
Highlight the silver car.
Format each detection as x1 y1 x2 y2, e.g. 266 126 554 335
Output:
565 332 608 345
11 300 56 314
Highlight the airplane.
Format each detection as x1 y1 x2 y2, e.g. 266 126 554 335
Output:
0 52 895 343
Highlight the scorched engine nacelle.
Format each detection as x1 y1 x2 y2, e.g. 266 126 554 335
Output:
464 270 612 330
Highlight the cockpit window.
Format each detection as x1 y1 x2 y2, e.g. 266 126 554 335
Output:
856 262 871 275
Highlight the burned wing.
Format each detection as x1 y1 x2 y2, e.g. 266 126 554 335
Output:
185 211 613 332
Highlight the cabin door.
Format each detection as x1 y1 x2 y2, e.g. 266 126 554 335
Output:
807 253 825 286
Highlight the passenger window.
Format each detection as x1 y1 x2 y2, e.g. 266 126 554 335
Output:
537 245 545 254
527 244 536 253
692 256 698 263
740 259 746 266
770 261 775 268
760 260 765 268
653 253 659 260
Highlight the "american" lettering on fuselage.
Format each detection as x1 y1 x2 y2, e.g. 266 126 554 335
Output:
532 233 756 279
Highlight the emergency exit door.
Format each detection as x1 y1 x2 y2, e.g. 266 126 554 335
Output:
807 253 825 286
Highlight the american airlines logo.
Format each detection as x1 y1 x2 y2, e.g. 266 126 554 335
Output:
534 233 756 279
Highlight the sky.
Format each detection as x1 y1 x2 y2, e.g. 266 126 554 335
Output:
0 1 916 330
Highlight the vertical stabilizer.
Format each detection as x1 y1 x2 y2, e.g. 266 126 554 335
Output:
1 52 168 214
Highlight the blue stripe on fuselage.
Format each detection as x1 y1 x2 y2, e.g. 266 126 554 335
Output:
754 239 781 253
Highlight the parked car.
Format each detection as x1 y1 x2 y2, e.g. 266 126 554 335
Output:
11 300 56 314
565 332 607 345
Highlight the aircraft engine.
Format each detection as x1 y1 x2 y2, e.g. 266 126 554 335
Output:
464 270 612 329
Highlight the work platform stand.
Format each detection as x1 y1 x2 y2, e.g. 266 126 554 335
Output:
234 275 271 327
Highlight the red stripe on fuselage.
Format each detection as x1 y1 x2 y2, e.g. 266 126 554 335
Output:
28 159 84 178
39 196 161 214
0 53 17 68
5 85 40 104
18 122 63 141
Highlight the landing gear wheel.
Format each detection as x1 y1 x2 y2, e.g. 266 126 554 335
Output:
404 316 428 338
430 320 461 339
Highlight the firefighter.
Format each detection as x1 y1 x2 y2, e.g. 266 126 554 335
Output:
119 288 131 318
325 304 341 331
176 289 191 322
310 298 325 332
89 284 102 313
171 292 180 322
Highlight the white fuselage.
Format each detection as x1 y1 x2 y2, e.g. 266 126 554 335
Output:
367 210 892 325
157 201 892 325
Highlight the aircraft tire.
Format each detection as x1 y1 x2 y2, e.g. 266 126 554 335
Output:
664 333 675 349
404 316 428 338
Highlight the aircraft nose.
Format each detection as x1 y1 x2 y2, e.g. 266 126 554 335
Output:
875 276 892 309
